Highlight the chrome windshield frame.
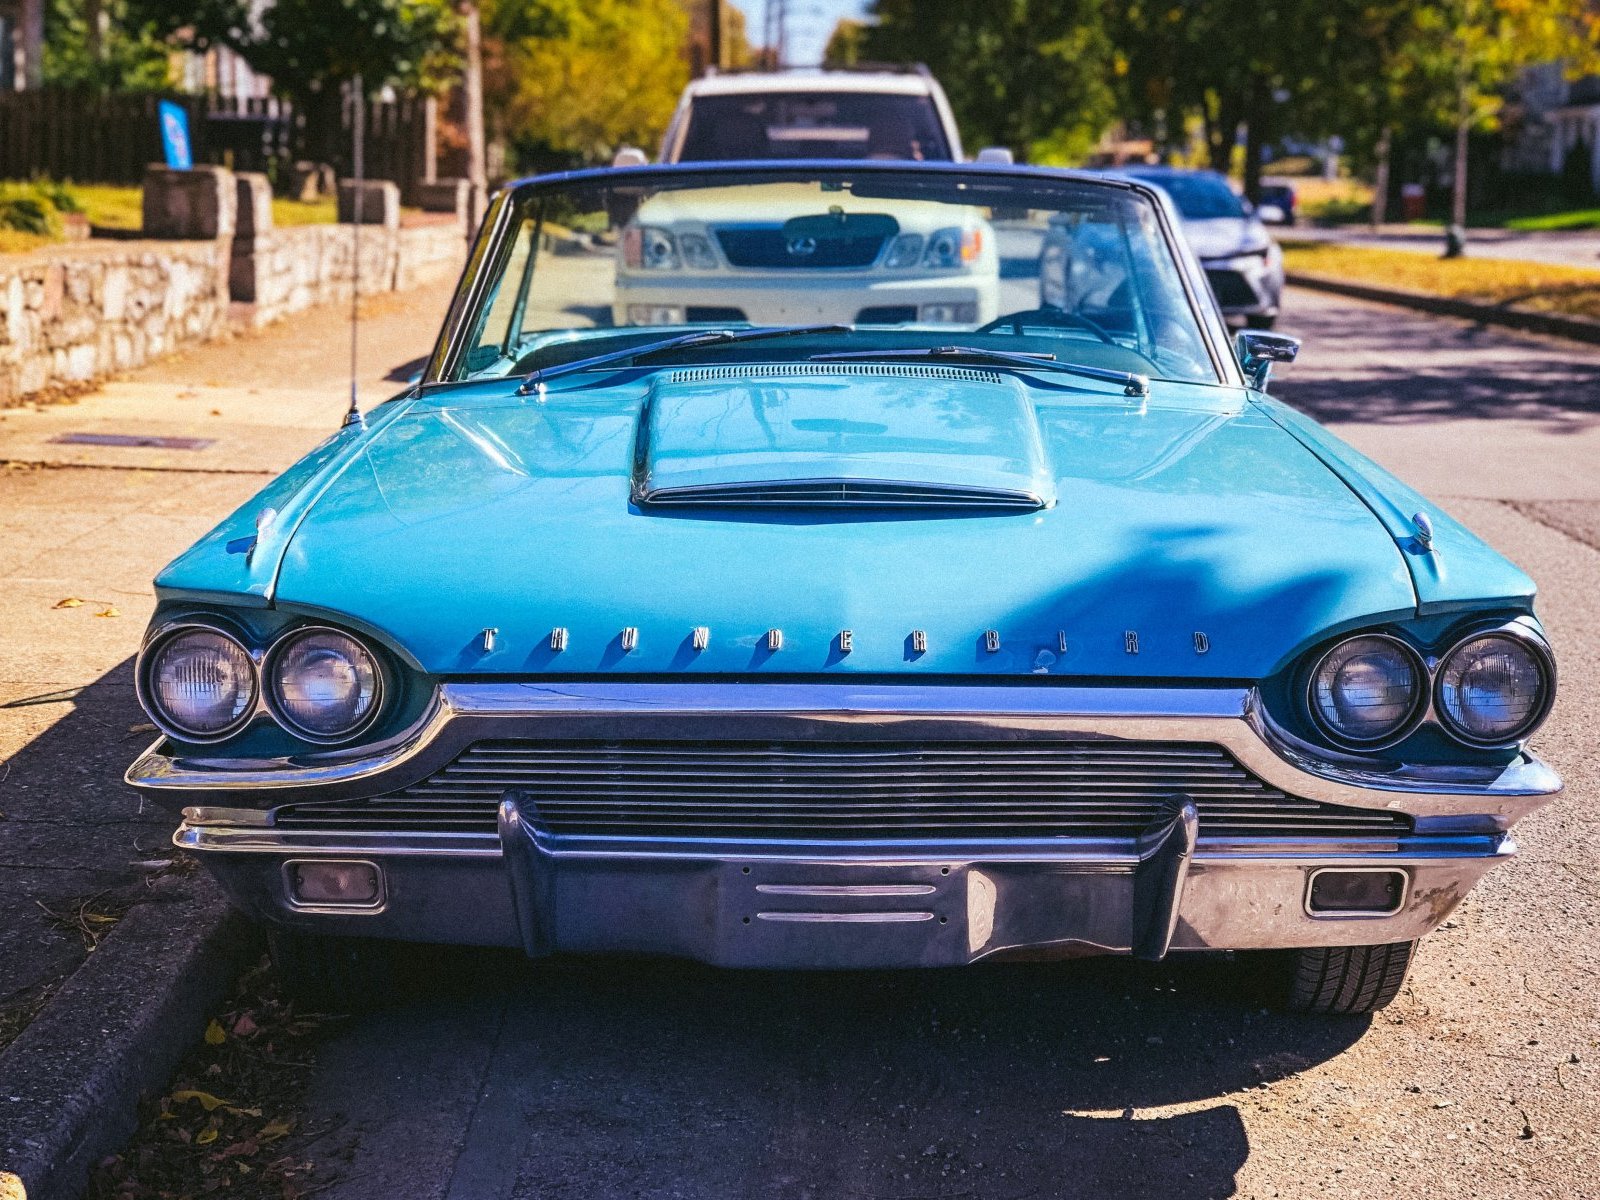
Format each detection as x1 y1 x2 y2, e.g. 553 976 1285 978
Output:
419 161 1244 390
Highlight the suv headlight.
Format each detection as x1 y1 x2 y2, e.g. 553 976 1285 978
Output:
267 628 383 742
139 627 257 740
922 226 983 269
1306 634 1426 749
1435 630 1554 748
623 225 680 270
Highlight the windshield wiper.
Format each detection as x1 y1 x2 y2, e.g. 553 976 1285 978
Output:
809 346 1150 397
517 324 849 394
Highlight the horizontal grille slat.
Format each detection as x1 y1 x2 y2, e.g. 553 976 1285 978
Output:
271 738 1412 842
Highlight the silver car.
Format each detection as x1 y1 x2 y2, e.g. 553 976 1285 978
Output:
1120 167 1285 328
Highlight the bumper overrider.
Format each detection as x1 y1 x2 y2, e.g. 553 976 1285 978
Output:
129 683 1559 969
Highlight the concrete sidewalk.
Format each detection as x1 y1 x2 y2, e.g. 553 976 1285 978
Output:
1291 222 1600 268
0 278 456 1052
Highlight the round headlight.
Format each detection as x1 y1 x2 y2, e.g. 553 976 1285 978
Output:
268 628 382 740
142 628 257 740
1436 632 1553 747
1307 634 1425 748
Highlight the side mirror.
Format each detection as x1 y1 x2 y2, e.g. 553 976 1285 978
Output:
974 146 1015 165
1236 330 1299 391
612 146 649 168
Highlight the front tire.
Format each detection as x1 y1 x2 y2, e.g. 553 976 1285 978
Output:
1283 941 1417 1014
267 927 395 1011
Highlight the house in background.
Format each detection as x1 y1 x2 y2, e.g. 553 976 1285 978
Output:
1502 61 1600 199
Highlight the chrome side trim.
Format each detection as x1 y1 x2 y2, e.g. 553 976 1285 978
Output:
134 682 1562 823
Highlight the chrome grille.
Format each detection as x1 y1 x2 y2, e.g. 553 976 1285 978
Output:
271 739 1412 841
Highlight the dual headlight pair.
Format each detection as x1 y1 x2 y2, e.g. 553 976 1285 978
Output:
1307 624 1554 751
137 624 383 744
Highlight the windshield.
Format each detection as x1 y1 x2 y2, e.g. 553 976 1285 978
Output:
1130 172 1246 221
677 93 951 161
449 167 1219 386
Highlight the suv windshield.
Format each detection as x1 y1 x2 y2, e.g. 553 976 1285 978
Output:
1128 171 1246 221
447 166 1219 386
678 93 951 161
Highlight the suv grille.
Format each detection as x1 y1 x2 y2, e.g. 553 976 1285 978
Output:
271 739 1412 842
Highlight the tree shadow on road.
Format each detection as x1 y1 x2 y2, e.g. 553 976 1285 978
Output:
1275 299 1600 431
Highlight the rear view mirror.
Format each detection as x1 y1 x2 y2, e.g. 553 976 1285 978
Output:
1236 330 1299 391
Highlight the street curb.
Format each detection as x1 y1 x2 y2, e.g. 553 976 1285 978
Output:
0 875 256 1200
1286 271 1600 346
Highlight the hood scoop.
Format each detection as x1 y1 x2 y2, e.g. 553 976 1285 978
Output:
635 368 1055 511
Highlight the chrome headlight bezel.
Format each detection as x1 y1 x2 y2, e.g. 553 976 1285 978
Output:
135 622 259 744
1303 632 1429 752
1433 622 1556 750
263 624 387 745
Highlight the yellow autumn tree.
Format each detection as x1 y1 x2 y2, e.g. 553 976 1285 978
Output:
489 0 691 166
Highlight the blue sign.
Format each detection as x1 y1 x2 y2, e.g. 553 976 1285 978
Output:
158 101 193 170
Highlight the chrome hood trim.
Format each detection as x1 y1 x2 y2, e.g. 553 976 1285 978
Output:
128 682 1561 823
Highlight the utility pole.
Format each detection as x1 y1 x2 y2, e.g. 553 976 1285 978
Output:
20 0 43 89
708 0 723 73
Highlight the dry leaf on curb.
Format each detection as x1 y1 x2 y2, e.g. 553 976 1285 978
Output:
259 1119 294 1140
172 1089 232 1111
204 1020 227 1046
53 597 83 609
129 723 156 734
95 606 120 618
195 1127 219 1146
231 1012 258 1037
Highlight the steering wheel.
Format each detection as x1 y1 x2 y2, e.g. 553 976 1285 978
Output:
975 306 1118 345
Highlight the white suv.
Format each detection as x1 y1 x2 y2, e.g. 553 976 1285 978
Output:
659 66 965 163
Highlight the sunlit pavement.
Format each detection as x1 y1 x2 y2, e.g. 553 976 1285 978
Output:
1 285 1596 1198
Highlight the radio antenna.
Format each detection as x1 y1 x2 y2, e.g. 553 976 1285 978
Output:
343 72 367 430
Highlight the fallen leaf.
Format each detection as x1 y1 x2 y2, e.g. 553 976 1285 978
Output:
259 1119 294 1141
128 723 156 734
204 1020 226 1046
94 606 120 618
173 1089 232 1111
231 1012 258 1038
53 597 83 609
195 1127 219 1146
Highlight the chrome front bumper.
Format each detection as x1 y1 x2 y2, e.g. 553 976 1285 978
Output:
142 682 1559 966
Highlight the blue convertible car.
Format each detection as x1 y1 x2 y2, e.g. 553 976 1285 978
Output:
128 162 1559 1014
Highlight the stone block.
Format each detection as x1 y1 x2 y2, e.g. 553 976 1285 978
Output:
142 165 237 240
287 161 336 201
337 180 400 228
416 177 472 224
236 172 274 239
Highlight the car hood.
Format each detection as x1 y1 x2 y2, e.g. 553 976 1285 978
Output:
222 370 1435 681
1180 217 1270 261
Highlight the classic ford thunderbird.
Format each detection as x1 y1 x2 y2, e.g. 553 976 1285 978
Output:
128 162 1560 1015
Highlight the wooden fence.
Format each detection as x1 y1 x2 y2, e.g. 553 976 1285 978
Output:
0 88 430 198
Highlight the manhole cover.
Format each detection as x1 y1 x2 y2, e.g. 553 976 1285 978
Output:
51 433 215 451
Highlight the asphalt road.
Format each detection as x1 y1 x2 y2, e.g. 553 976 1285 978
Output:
281 290 1599 1200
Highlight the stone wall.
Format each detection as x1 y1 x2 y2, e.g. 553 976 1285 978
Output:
2 219 468 403
232 218 466 328
0 240 230 403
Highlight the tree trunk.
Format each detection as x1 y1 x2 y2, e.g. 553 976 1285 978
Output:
1451 113 1469 229
1371 124 1391 228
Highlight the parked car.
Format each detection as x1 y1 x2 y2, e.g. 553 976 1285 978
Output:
1258 178 1298 226
1114 166 1285 327
613 180 1000 328
660 66 963 163
129 162 1560 1017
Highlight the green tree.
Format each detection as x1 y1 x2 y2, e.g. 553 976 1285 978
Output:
41 0 174 90
858 0 1119 163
